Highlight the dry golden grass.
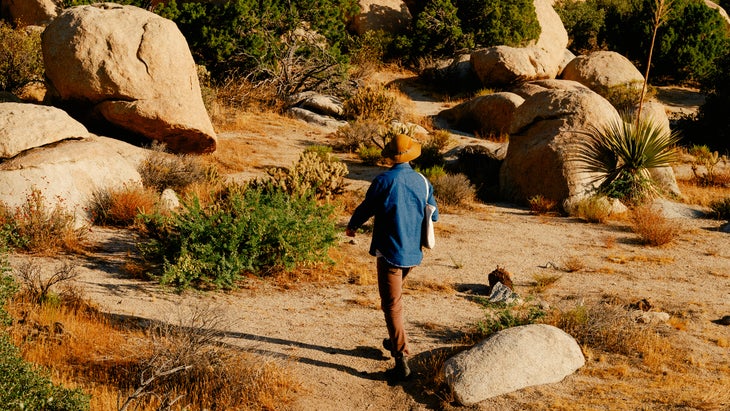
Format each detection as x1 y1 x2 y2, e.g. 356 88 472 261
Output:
405 278 455 294
561 256 585 272
629 204 682 246
676 178 730 207
89 185 158 227
0 190 88 255
329 246 375 286
530 273 562 293
6 293 301 411
204 137 263 174
527 195 558 215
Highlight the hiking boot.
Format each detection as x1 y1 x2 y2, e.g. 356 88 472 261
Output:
392 356 411 381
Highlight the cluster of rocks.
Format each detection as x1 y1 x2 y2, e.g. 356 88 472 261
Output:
292 0 695 210
1 3 215 225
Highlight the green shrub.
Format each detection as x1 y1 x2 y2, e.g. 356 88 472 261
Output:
602 83 647 112
0 22 44 93
263 151 349 201
417 165 447 181
410 0 472 57
600 0 729 85
554 0 606 54
0 334 91 411
689 50 730 152
413 131 451 170
457 0 541 48
473 303 546 338
356 145 382 166
154 0 358 86
138 184 337 289
709 197 730 220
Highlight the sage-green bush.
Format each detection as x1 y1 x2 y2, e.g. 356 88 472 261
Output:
0 22 44 93
264 151 349 201
138 184 337 290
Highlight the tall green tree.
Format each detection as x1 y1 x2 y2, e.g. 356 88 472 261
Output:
457 0 541 47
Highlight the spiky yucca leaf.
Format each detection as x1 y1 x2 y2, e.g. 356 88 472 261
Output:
574 115 681 202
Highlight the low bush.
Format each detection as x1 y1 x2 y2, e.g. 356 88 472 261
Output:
630 204 681 246
413 131 451 170
262 151 349 201
473 304 546 339
0 22 44 94
709 197 730 220
528 195 558 215
342 85 403 123
417 165 447 181
138 143 219 193
356 145 382 166
333 119 385 152
544 302 673 360
569 195 613 223
0 189 86 254
431 173 476 209
89 185 159 227
137 183 338 290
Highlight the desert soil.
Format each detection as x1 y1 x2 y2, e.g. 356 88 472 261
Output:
8 74 730 410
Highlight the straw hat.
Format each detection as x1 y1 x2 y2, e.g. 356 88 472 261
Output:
381 134 421 163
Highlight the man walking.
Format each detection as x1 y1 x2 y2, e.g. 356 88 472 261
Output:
346 134 439 381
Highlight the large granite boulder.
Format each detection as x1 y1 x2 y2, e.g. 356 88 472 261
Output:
511 78 590 99
437 92 524 136
41 3 216 154
560 51 644 96
470 0 569 87
443 324 585 405
349 0 411 35
1 0 60 27
0 136 146 226
500 81 621 205
0 102 89 159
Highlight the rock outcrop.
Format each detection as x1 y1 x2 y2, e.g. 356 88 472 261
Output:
1 0 60 27
560 50 644 96
41 3 216 154
0 102 89 159
500 81 621 205
470 0 569 87
443 324 585 405
349 0 411 35
0 136 146 226
438 92 524 136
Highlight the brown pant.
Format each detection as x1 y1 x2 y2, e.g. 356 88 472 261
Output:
377 257 412 358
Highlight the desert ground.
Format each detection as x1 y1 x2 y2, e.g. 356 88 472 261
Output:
7 72 730 410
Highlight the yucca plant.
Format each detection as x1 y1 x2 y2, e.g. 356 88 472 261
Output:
574 114 681 205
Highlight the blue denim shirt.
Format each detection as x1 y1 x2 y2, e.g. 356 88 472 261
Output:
347 163 439 267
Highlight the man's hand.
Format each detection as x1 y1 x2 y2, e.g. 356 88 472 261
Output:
345 228 356 237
